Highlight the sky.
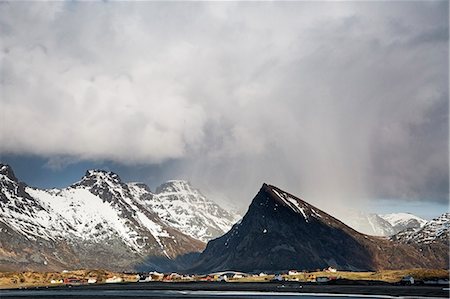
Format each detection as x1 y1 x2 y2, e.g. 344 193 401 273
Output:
0 1 448 219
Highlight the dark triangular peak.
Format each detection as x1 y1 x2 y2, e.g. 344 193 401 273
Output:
261 183 328 222
254 183 353 233
191 183 448 274
189 183 377 273
0 163 18 182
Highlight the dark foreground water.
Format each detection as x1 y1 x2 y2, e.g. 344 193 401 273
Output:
0 289 405 299
0 283 447 299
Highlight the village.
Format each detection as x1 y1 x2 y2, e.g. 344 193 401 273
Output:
39 267 449 287
44 266 340 285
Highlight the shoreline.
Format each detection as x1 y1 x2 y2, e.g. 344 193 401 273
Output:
0 281 448 298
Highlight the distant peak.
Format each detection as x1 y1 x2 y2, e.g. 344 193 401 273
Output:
85 169 119 177
165 179 190 184
155 180 194 194
0 163 18 182
73 169 123 188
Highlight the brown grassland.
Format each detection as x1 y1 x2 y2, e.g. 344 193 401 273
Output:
0 268 448 289
0 269 138 289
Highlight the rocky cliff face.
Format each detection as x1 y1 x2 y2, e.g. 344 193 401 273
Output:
190 184 448 273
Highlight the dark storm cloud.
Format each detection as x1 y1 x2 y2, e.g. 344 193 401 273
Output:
0 1 447 212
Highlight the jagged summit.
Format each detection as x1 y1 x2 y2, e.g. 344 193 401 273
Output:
0 163 18 182
73 169 123 188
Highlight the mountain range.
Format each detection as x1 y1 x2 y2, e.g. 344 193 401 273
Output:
0 164 238 272
341 211 427 237
0 164 448 273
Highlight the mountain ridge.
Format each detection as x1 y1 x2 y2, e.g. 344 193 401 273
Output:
1 164 447 273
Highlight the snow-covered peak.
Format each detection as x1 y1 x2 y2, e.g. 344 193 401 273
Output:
0 163 18 182
69 169 135 205
381 213 427 228
391 212 449 244
72 169 123 188
155 180 194 194
143 180 241 242
340 211 395 236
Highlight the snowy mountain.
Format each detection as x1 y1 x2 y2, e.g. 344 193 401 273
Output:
342 212 395 236
190 184 447 273
129 180 241 242
1 164 242 271
391 213 449 245
341 211 427 237
380 213 427 234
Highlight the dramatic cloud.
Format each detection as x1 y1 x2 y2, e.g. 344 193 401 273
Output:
0 2 448 211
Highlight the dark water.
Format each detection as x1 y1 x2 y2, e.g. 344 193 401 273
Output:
0 289 409 299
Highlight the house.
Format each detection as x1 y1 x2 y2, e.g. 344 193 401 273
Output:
306 274 316 282
180 275 194 281
272 274 284 281
233 274 243 279
324 266 337 273
138 274 152 283
87 278 97 284
105 276 123 283
218 274 228 282
149 271 164 281
199 275 214 281
168 273 182 280
288 270 299 275
401 276 414 285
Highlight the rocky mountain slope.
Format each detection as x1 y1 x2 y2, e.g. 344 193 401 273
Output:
389 213 449 270
190 184 448 273
391 213 449 245
0 164 238 272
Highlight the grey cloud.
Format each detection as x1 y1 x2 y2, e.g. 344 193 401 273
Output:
0 1 448 211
